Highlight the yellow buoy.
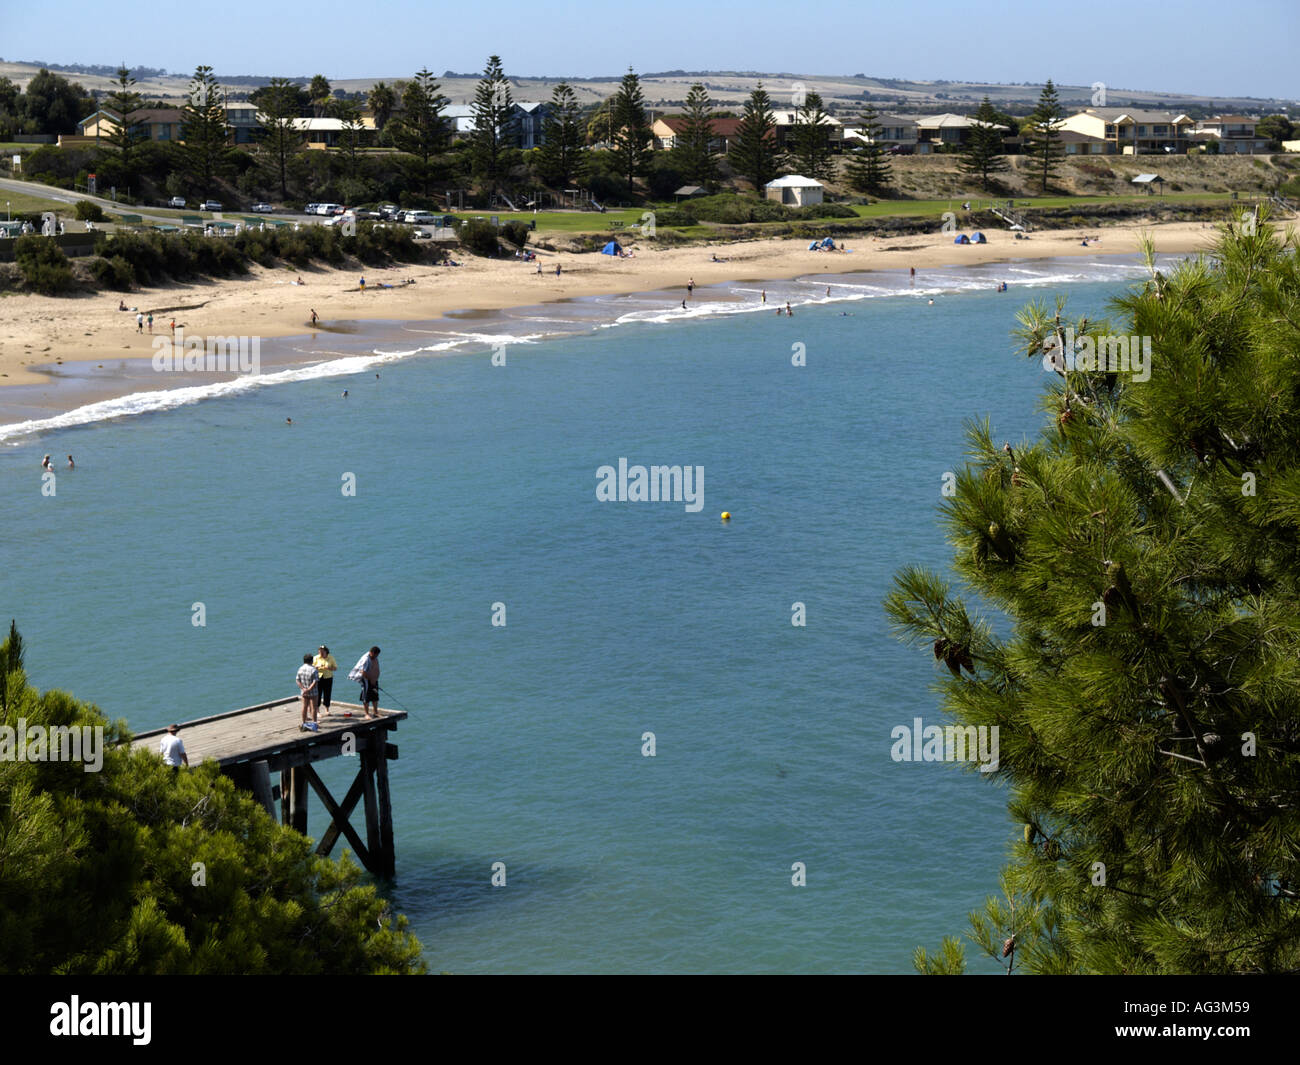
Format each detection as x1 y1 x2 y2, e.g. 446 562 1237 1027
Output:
721 511 731 521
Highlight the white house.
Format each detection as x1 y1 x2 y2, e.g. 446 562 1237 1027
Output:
764 174 824 207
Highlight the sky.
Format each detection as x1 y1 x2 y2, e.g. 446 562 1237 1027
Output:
4 0 1297 101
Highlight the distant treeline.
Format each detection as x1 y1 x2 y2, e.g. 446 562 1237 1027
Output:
8 60 167 79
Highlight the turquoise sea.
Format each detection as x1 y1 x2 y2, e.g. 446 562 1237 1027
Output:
0 255 1176 973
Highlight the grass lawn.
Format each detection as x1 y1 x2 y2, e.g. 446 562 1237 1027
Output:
0 187 71 217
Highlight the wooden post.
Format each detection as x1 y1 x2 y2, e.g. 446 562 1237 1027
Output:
279 768 292 826
374 733 395 878
360 742 381 875
289 766 309 834
249 761 277 820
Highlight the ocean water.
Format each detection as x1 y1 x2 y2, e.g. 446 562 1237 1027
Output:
0 256 1172 973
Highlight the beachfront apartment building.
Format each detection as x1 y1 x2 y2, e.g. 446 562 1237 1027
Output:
651 116 744 153
1191 115 1270 154
841 114 920 152
78 107 186 144
289 116 377 149
442 102 553 149
770 110 843 150
1059 108 1195 154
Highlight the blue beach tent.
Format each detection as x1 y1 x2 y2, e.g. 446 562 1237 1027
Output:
808 241 820 251
971 231 986 243
819 236 835 249
601 240 622 256
954 234 970 244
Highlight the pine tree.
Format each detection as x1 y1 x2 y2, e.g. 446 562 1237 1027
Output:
390 68 449 198
610 67 652 193
672 83 719 189
254 77 302 201
729 84 785 195
888 214 1300 974
103 65 143 180
1024 80 1065 195
959 97 1009 193
791 90 834 181
470 56 515 200
179 66 234 198
843 104 893 196
536 82 582 187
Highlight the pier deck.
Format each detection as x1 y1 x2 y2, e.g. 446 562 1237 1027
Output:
132 697 407 877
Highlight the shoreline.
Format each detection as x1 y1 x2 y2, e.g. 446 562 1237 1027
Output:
0 221 1215 428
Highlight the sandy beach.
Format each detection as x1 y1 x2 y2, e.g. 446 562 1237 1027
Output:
0 220 1215 404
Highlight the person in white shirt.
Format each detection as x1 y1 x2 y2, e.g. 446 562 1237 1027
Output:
159 724 188 768
296 654 320 731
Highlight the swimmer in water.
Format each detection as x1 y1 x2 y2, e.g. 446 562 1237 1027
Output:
342 389 348 398
42 454 53 471
681 299 687 310
286 417 293 425
785 303 793 317
67 454 74 469
928 298 935 305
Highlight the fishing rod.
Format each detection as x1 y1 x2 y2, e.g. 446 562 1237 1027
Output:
377 685 415 714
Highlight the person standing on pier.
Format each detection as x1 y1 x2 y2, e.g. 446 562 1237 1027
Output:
350 646 381 719
296 653 320 731
159 724 188 769
313 645 337 716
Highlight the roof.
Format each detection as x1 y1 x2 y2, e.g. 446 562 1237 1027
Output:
765 174 824 189
1200 115 1256 124
1074 107 1192 124
1131 173 1160 183
675 185 707 196
657 116 744 137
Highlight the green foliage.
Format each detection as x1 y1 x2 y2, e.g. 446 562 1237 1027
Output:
536 82 583 187
610 68 652 193
14 234 75 294
391 68 450 197
458 217 501 256
728 83 786 194
648 207 697 227
500 220 530 249
90 254 136 290
671 83 720 189
103 66 144 178
887 216 1300 974
73 199 105 222
0 624 425 974
1024 80 1066 196
843 104 893 196
913 935 968 974
1256 115 1295 151
791 91 835 181
180 65 236 196
959 97 1009 193
470 57 514 197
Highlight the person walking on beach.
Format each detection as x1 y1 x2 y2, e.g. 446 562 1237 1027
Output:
349 646 382 719
147 312 153 333
310 308 318 327
170 319 176 335
359 276 366 293
555 263 562 279
313 645 337 716
136 312 144 333
159 724 188 769
761 289 766 303
296 653 320 731
687 277 695 298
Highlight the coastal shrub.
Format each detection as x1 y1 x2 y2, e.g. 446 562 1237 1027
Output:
14 234 75 294
90 254 135 290
794 203 857 220
459 218 501 256
649 207 696 227
500 220 530 249
73 199 105 223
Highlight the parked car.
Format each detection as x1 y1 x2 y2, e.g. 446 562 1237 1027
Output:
378 204 402 220
250 202 274 213
403 210 437 225
167 196 186 208
201 200 223 212
304 203 321 215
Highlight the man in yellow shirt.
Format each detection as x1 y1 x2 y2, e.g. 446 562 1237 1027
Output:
313 645 338 716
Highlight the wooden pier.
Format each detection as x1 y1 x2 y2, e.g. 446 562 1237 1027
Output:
131 698 406 877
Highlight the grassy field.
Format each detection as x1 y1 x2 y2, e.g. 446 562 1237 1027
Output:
0 188 72 217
